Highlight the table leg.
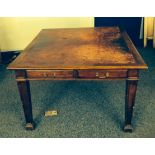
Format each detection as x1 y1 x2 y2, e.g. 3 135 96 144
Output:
124 80 138 132
17 80 35 130
0 52 2 64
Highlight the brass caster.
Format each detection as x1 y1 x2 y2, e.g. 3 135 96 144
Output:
25 122 35 130
123 124 133 133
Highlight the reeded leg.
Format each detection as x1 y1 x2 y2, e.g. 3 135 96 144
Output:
124 80 138 132
17 80 35 130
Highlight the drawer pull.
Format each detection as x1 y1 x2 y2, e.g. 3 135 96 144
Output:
96 72 99 77
43 72 56 78
99 76 106 79
43 72 48 77
96 72 110 78
106 72 109 77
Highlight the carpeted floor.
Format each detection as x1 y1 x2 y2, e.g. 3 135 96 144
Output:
0 47 155 138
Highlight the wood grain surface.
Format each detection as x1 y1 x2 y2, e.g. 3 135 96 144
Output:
8 27 147 70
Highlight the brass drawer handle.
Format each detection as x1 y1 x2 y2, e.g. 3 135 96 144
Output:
106 72 109 77
96 72 99 77
99 75 106 79
43 72 56 78
43 72 48 77
96 72 109 78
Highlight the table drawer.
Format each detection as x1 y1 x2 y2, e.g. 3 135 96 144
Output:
78 70 127 79
27 70 73 78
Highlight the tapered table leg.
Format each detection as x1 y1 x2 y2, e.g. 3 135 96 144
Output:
124 80 138 132
0 52 2 64
17 80 35 130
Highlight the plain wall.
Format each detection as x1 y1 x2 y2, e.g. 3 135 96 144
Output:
0 17 94 51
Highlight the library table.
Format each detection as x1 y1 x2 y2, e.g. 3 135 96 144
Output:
8 27 148 132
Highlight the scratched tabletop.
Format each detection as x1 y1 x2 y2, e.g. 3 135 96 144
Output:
8 27 147 70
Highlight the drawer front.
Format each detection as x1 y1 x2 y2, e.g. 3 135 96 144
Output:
27 70 73 78
78 70 127 79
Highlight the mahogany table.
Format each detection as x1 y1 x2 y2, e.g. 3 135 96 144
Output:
8 27 148 132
